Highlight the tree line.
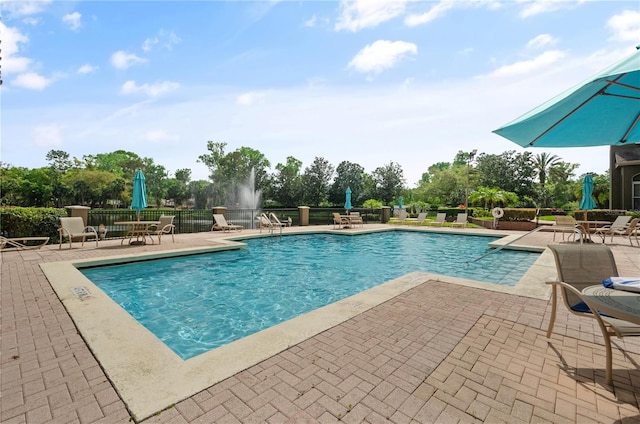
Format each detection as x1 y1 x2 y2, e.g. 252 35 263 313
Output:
0 141 608 211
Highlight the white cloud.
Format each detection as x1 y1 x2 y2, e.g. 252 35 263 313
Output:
0 21 32 74
404 1 454 27
12 72 53 90
0 0 52 17
22 17 41 26
304 14 318 28
526 34 557 50
519 0 584 19
335 0 407 32
31 125 62 147
120 80 180 97
141 30 181 52
489 50 566 78
77 64 98 74
607 10 640 43
111 50 147 69
348 40 417 74
62 12 82 31
236 91 266 106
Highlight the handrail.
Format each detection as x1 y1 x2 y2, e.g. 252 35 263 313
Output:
470 225 583 263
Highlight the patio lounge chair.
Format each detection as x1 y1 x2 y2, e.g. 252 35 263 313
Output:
545 244 640 385
406 212 427 225
594 215 633 243
450 213 468 228
149 215 175 244
269 213 288 229
211 214 242 232
58 217 99 249
258 213 282 234
0 236 50 250
553 215 580 241
428 213 447 226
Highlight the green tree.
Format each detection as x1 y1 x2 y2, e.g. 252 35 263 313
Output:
272 156 303 207
46 150 74 207
302 157 334 206
475 151 536 204
189 180 213 209
533 153 560 189
371 162 405 204
198 142 270 206
329 161 365 206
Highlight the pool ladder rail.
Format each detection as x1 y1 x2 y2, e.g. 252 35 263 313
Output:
470 225 584 263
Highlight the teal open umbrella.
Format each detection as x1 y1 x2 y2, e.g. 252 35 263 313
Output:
579 174 597 210
131 169 148 221
344 187 352 211
493 46 640 147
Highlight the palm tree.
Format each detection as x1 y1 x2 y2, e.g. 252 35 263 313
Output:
533 153 561 189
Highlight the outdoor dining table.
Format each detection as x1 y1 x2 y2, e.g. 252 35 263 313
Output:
114 220 160 245
582 284 640 326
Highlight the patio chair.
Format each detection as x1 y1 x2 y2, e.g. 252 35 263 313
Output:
553 215 579 241
428 213 447 226
0 236 50 250
149 215 175 244
58 217 99 249
348 211 364 227
332 212 350 229
211 214 243 232
450 213 468 228
594 216 633 243
546 244 640 385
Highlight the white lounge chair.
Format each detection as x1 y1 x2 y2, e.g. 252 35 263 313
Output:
269 213 288 228
594 215 632 243
58 217 99 249
258 213 282 234
211 214 242 232
428 213 447 226
450 213 468 228
406 212 427 225
0 236 50 250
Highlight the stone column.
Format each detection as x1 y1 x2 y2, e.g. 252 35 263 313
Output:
298 206 310 226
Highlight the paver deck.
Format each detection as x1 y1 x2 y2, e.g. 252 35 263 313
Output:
2 225 639 423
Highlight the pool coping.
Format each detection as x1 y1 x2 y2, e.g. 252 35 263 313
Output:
39 228 555 421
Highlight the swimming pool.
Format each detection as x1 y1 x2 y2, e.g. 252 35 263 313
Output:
81 231 538 359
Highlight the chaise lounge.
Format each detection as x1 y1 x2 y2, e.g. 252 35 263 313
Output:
211 214 243 232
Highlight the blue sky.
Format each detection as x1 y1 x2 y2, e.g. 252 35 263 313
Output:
2 0 639 186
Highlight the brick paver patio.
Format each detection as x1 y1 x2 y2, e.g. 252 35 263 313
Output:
2 226 639 423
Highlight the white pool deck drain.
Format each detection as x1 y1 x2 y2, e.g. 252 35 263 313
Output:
40 228 554 420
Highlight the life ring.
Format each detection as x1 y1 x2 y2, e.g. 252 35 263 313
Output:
492 207 504 219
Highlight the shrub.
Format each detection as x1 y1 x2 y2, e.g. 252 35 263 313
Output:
0 207 67 242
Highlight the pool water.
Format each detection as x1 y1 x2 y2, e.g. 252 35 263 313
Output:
82 231 538 359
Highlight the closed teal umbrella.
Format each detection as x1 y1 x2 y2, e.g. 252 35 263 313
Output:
398 196 403 209
131 170 148 220
344 187 352 211
579 175 596 210
493 46 640 147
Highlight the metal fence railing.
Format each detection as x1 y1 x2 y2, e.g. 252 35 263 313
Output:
88 207 384 238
